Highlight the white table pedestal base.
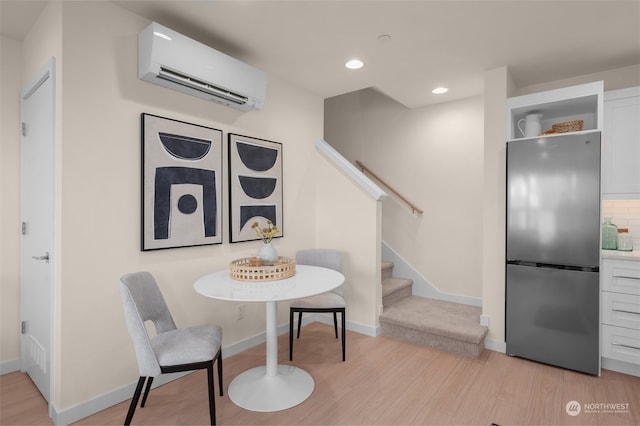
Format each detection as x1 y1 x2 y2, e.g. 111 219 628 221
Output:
228 364 314 412
194 268 344 413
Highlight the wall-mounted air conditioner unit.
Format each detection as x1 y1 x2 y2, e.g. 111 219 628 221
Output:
138 22 267 112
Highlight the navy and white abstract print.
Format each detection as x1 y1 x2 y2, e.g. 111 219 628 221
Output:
228 134 283 243
142 114 223 250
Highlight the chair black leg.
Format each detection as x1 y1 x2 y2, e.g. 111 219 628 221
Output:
333 311 338 338
289 309 295 361
216 349 223 396
341 309 346 361
297 311 303 339
207 362 216 425
124 376 146 425
140 376 154 407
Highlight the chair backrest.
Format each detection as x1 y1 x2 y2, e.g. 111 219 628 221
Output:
119 271 177 377
295 249 343 296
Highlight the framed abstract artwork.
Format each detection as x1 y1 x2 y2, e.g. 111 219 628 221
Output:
228 133 283 243
141 113 223 250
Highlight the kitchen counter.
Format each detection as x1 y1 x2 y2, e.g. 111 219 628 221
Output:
601 249 640 261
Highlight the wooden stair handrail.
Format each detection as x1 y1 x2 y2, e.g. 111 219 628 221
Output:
355 161 424 214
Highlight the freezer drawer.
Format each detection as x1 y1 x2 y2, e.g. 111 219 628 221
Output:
506 264 599 375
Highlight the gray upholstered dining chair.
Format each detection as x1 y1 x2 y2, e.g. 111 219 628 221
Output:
119 271 223 425
289 249 346 361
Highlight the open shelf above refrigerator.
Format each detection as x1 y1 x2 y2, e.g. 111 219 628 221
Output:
506 81 603 141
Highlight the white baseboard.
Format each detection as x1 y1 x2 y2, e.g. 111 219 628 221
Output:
0 358 21 375
51 371 192 426
313 312 377 337
52 328 286 425
483 337 507 353
601 357 640 377
51 314 373 425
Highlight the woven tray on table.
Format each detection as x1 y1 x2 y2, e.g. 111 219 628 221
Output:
230 256 296 281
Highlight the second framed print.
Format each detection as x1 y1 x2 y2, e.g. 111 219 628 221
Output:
228 133 283 243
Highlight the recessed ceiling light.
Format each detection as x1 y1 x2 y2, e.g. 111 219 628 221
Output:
345 59 364 70
432 87 448 94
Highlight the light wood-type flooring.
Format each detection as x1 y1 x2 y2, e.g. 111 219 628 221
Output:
1 322 638 425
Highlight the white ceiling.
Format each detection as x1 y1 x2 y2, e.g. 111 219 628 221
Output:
2 1 639 108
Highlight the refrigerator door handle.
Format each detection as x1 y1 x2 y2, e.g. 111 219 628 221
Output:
536 262 599 272
506 259 536 267
507 259 598 273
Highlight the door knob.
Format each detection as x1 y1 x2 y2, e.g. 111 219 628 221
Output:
32 252 50 263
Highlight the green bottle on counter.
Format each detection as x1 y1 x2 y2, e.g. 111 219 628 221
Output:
602 217 618 250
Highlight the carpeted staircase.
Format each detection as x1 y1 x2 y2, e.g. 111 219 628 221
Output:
379 261 488 358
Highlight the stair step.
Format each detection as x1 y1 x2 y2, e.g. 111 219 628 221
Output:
382 276 412 307
380 296 488 358
381 260 394 280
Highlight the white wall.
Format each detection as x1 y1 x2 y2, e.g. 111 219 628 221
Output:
4 0 637 418
481 65 639 346
53 1 326 411
20 0 64 403
315 152 382 328
0 0 373 418
325 88 485 299
1 0 64 375
325 65 640 349
517 64 640 96
481 66 515 345
0 0 383 417
0 35 23 370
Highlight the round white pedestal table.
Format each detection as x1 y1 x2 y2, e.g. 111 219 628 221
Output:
194 264 344 412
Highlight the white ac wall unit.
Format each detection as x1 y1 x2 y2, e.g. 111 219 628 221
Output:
138 22 267 112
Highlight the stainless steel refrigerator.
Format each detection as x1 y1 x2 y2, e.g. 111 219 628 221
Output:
506 131 600 375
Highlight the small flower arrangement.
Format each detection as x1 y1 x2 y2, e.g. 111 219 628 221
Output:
252 220 280 243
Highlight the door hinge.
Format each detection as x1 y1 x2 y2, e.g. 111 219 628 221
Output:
21 122 27 137
21 321 27 334
21 222 27 235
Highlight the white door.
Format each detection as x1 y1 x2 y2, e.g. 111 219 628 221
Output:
21 58 55 405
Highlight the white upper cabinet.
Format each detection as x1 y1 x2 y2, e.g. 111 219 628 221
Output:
602 86 640 198
506 81 603 141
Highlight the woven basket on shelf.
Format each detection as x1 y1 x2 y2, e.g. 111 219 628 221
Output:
552 119 584 133
230 256 296 281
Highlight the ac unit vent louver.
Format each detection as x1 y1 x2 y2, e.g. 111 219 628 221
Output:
158 67 249 105
138 22 266 112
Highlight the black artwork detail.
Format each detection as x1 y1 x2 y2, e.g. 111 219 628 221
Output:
236 142 278 171
228 133 283 243
177 194 198 214
240 205 277 230
154 167 216 239
159 132 212 160
238 175 277 199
